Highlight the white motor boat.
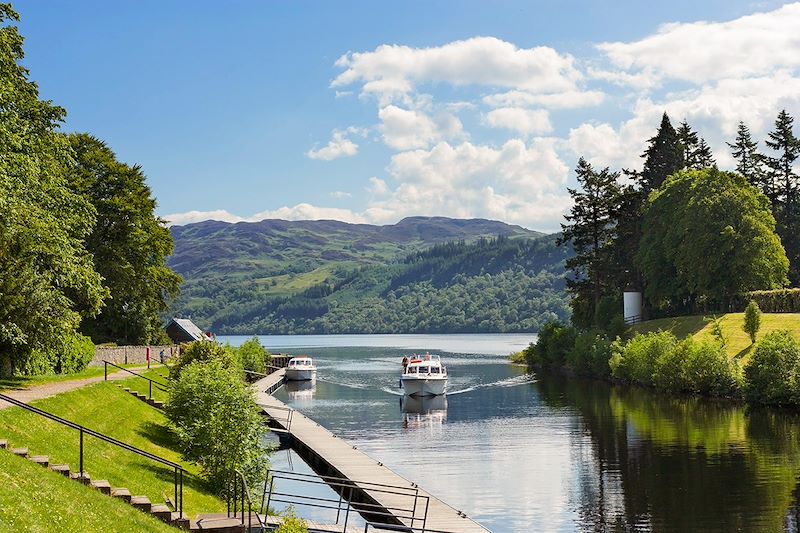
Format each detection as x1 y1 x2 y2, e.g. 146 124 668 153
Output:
400 353 447 397
285 356 317 381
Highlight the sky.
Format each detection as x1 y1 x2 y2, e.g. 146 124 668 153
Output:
13 0 800 232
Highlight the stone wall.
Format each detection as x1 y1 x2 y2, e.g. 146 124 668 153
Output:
91 345 180 366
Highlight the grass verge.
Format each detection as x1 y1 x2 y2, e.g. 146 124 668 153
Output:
0 382 226 517
0 363 146 391
0 449 175 532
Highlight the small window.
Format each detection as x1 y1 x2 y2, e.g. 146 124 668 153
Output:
408 367 417 374
431 367 440 374
419 366 429 374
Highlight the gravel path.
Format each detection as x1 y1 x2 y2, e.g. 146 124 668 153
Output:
0 365 162 410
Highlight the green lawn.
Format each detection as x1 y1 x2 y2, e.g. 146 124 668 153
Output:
632 312 800 362
0 450 175 533
0 363 144 391
0 382 226 517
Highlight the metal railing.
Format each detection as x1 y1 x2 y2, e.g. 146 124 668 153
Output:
103 360 170 400
228 469 267 532
623 314 643 326
261 469 429 532
261 404 294 433
0 393 185 516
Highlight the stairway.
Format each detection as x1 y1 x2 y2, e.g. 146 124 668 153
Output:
0 437 191 529
116 384 165 410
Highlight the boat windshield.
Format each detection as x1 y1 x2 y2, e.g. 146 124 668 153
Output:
418 366 429 374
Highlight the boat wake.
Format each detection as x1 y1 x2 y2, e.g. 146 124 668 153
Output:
446 373 537 395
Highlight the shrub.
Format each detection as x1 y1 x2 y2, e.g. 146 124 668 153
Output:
610 331 677 386
743 300 762 344
684 339 742 396
170 341 239 380
275 506 309 533
525 322 576 368
568 331 613 377
745 330 800 405
58 332 95 374
165 358 269 493
651 337 692 391
235 337 271 376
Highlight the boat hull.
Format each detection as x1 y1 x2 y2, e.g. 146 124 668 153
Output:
285 368 317 381
400 376 447 397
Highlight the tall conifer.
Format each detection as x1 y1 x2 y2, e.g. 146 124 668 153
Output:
727 121 764 190
639 113 683 192
558 158 621 326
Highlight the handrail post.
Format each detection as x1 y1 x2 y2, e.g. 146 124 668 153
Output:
343 485 352 532
174 467 178 514
149 380 152 400
180 469 183 518
261 470 270 514
79 427 84 480
104 361 107 381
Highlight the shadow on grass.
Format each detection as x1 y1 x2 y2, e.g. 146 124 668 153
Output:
0 376 33 391
137 421 180 450
734 344 755 360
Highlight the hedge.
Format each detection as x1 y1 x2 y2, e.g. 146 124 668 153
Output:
736 289 800 313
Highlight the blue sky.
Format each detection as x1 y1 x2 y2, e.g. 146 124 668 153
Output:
14 0 800 231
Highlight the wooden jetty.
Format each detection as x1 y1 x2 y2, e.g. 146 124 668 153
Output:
252 374 490 533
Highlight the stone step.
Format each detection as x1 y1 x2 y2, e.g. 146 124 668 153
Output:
150 504 173 523
29 455 49 467
171 512 190 529
191 514 246 532
130 495 152 512
90 479 112 495
111 488 132 503
70 472 91 485
0 439 7 449
10 447 28 458
49 464 70 477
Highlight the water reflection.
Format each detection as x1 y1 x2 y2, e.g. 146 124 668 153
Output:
285 378 316 406
400 395 447 430
537 374 800 533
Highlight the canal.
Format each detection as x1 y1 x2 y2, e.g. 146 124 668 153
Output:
222 334 800 533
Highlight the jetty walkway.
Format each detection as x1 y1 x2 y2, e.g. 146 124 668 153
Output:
252 373 490 533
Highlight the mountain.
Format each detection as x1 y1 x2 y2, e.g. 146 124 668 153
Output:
168 216 570 334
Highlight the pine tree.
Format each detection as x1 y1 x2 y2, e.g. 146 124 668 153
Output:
695 138 716 169
676 120 699 169
558 158 621 326
764 109 800 284
727 121 764 190
639 113 683 192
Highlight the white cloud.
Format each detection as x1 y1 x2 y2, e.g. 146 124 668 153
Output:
367 176 389 196
378 105 464 150
597 3 800 85
333 37 582 102
483 107 553 136
253 204 366 223
163 210 247 226
483 90 605 109
330 191 352 199
306 130 359 160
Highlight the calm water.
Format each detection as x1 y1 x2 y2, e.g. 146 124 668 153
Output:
221 334 800 533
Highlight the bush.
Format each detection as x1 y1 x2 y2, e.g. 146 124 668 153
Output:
745 330 800 405
170 341 239 380
684 339 742 396
568 331 613 377
235 337 271 376
58 332 95 374
610 331 677 386
274 506 309 533
165 358 269 493
525 322 576 368
743 300 762 344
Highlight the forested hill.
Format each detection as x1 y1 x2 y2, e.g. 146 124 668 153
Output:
168 217 570 334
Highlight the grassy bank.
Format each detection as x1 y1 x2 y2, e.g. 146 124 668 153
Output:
0 382 226 516
0 363 146 391
0 450 175 532
633 312 800 362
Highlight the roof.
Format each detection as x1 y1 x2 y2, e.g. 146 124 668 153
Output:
169 318 205 342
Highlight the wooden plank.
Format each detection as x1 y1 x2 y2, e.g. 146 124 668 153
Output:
252 374 488 533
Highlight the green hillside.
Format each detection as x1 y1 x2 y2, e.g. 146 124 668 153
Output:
632 313 800 362
168 218 570 334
